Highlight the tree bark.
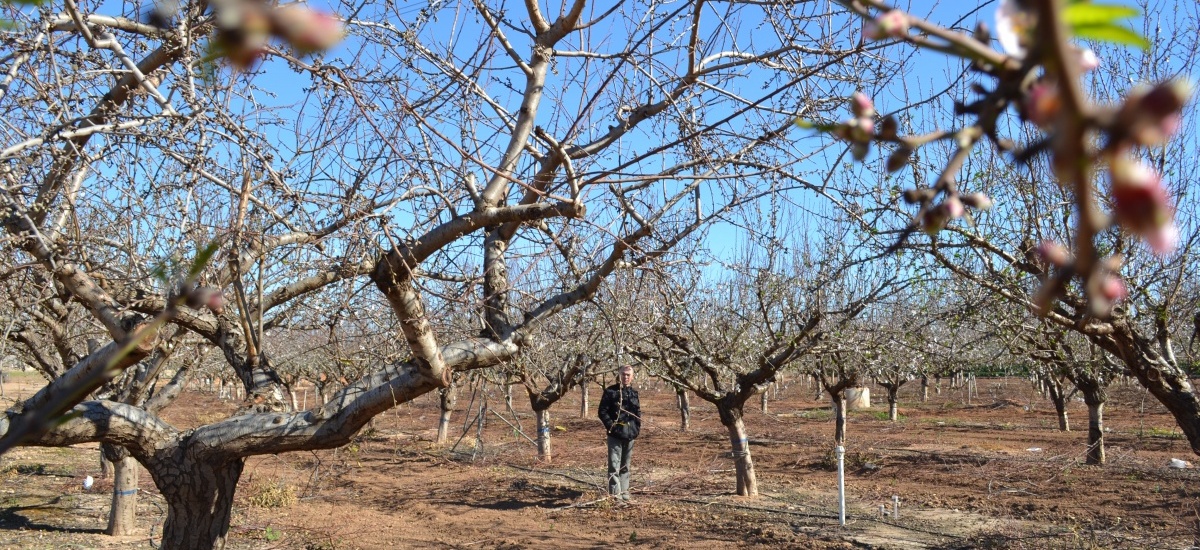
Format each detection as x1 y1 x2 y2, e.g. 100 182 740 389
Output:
1072 375 1108 465
150 455 244 550
920 375 929 402
1052 393 1070 432
535 408 551 463
760 386 769 414
1094 325 1200 455
832 392 847 446
1085 400 1105 465
719 406 757 496
436 384 456 444
579 382 589 418
106 454 139 536
676 388 690 432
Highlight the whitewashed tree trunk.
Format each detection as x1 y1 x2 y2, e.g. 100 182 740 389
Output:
536 408 551 462
436 385 456 444
579 383 589 418
106 455 139 535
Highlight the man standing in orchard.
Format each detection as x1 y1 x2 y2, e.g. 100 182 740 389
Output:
599 365 641 501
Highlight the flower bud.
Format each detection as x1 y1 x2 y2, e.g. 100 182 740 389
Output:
851 141 870 161
1118 80 1191 146
879 115 898 140
1099 274 1128 302
1037 241 1071 267
185 286 225 313
851 92 876 118
864 10 909 41
921 205 951 235
272 6 345 54
944 196 965 219
887 146 912 173
1023 82 1061 128
902 187 934 205
959 192 993 211
1109 153 1177 254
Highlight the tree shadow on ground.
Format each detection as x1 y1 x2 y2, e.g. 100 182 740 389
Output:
0 500 105 535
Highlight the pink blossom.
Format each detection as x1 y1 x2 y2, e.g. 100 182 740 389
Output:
273 6 344 54
864 10 909 41
851 92 875 118
1100 275 1128 302
1037 241 1071 267
1119 80 1192 146
944 197 964 219
1109 154 1178 254
1023 82 1061 128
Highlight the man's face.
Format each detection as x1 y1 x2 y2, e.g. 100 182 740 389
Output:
620 368 634 386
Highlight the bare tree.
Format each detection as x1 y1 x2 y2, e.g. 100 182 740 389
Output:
0 0 895 545
827 0 1200 455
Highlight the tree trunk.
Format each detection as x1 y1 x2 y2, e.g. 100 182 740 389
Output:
107 454 139 536
288 390 299 412
535 408 552 462
887 385 899 422
436 384 456 444
676 388 690 432
920 375 929 402
832 392 847 446
1052 392 1070 432
1073 376 1109 466
760 387 769 414
579 382 589 418
719 406 757 496
1086 401 1105 465
1098 326 1200 455
151 455 244 550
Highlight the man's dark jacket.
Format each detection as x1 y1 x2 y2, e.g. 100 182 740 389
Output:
598 384 641 441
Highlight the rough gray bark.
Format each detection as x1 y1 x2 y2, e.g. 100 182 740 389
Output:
150 455 243 550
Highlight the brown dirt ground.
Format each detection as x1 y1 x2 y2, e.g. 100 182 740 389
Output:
0 374 1198 549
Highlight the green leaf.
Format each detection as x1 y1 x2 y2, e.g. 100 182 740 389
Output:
187 241 221 279
1072 22 1151 49
1063 3 1139 27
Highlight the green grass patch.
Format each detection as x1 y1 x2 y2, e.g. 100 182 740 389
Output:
1138 426 1184 440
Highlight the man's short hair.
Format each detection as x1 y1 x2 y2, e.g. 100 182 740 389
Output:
620 365 634 373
